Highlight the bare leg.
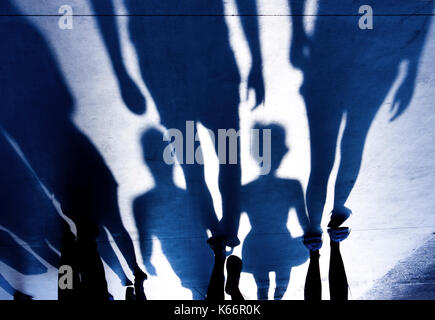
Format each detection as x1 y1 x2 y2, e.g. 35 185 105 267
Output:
134 269 147 301
304 250 321 301
225 255 244 301
206 237 226 301
328 228 349 301
125 287 136 301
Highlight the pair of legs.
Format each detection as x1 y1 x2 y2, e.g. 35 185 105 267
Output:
206 237 244 301
253 270 290 300
5 122 146 296
124 273 147 301
304 228 349 300
176 121 242 247
305 101 377 232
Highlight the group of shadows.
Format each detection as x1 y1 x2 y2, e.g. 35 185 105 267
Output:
0 0 433 300
1 121 347 301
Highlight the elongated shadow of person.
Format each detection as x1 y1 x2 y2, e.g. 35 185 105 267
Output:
0 133 67 270
241 123 310 300
0 0 145 294
289 0 434 234
133 128 213 299
91 0 266 247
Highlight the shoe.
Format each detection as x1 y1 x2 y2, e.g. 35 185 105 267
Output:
225 236 241 248
328 208 352 228
207 236 226 258
225 255 242 296
134 266 148 282
328 227 350 242
303 233 323 251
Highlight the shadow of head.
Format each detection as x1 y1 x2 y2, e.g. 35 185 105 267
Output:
253 122 288 174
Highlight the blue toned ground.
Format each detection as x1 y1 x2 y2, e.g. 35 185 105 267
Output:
0 0 434 300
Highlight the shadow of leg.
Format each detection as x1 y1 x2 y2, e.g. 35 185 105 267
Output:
253 273 269 300
274 269 290 300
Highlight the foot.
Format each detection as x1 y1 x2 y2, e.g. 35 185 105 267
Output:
207 236 226 259
328 227 350 242
328 207 352 228
225 236 241 248
225 255 243 296
123 278 133 286
134 266 148 282
303 232 323 251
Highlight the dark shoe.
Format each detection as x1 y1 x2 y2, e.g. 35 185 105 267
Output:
134 266 147 301
124 278 133 286
134 266 148 282
225 236 241 248
328 208 352 228
303 233 323 251
207 236 226 258
328 227 350 242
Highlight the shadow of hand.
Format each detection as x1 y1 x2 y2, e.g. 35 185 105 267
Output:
248 65 265 109
119 73 147 115
290 33 311 70
390 74 415 122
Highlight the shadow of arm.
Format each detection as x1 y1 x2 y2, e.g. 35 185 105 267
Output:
89 0 146 114
288 0 310 69
391 14 433 121
291 181 310 235
235 0 265 108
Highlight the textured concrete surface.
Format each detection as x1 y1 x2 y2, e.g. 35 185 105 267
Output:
363 234 435 300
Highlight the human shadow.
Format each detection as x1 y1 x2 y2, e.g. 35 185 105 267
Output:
133 128 213 299
0 0 144 294
289 0 434 233
0 133 67 270
241 123 310 300
91 0 265 247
